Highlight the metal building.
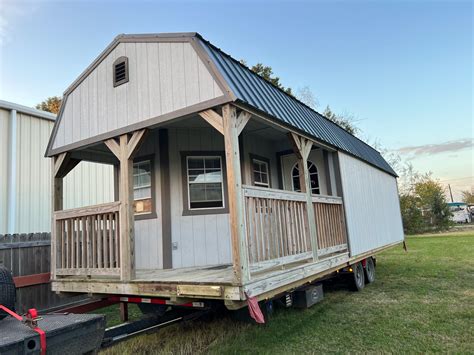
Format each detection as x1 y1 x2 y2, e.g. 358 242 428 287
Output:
0 100 114 234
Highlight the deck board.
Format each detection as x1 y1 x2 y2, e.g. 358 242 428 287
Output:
134 264 234 284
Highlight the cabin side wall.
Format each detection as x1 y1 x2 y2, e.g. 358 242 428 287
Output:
338 152 404 256
51 41 225 152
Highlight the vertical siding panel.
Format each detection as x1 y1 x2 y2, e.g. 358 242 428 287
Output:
125 43 138 125
136 43 150 121
147 42 161 118
192 216 207 266
204 214 219 265
197 56 213 102
80 77 89 141
339 152 404 256
72 90 81 144
89 70 98 137
169 129 182 268
97 60 107 135
114 43 127 130
183 42 200 106
63 94 73 146
171 43 186 110
159 43 173 114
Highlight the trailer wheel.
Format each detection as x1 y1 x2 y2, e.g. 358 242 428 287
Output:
364 257 376 284
0 266 16 320
351 262 365 291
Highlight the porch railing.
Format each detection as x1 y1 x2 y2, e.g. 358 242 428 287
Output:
312 195 348 256
243 185 313 273
243 185 348 274
53 201 121 277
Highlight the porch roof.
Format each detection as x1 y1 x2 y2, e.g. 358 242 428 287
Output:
198 34 397 177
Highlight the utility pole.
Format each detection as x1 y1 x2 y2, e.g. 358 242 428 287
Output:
448 184 454 203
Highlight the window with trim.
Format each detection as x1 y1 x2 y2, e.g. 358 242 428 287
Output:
186 156 224 210
133 159 153 216
113 56 129 87
252 158 270 188
292 161 320 194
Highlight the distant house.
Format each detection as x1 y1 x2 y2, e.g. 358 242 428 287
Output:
0 100 114 234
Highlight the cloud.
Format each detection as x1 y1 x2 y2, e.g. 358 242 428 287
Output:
397 138 473 157
0 0 37 46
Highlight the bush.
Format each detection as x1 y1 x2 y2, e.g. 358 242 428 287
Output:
400 194 425 234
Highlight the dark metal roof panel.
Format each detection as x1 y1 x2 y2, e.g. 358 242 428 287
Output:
199 37 397 176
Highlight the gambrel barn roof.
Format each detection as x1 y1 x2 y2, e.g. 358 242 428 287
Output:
46 32 396 177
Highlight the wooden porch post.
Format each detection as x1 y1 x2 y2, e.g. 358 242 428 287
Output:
199 105 251 284
51 152 80 280
288 133 319 261
222 104 250 284
105 130 146 281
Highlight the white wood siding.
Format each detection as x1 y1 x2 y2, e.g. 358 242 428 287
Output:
338 152 404 256
133 130 163 270
0 108 114 234
52 42 224 151
168 127 232 268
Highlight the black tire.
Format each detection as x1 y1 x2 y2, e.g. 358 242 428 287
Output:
351 262 365 291
364 257 376 284
137 303 168 317
0 266 16 320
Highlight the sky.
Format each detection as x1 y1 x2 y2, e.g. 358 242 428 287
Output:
0 0 472 199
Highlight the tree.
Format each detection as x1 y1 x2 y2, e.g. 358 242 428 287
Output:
36 96 62 114
322 105 359 135
240 60 292 95
399 194 424 234
461 190 474 204
296 86 318 109
414 178 452 230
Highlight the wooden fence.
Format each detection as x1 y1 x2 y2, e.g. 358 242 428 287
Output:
0 233 87 313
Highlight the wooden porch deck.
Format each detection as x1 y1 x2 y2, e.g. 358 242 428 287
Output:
134 265 234 285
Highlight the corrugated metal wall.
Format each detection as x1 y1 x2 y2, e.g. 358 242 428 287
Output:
338 152 404 256
0 109 10 230
0 107 114 234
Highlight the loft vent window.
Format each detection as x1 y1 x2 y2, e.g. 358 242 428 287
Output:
113 56 129 87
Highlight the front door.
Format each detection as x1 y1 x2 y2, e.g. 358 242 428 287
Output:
280 150 328 195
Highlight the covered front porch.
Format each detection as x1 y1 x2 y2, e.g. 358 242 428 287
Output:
50 103 350 301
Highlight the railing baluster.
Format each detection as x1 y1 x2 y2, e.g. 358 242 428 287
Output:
109 212 114 268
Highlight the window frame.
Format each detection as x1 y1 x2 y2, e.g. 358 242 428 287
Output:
113 56 129 87
181 151 229 216
291 160 320 195
249 153 271 188
133 155 157 221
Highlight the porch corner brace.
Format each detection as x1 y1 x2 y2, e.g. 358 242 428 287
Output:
221 104 251 285
288 132 319 261
104 129 148 281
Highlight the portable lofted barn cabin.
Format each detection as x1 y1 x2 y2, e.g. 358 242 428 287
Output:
46 33 404 309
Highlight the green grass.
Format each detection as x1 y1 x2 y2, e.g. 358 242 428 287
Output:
101 230 474 354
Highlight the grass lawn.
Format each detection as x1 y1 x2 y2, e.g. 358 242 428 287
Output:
101 230 473 354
